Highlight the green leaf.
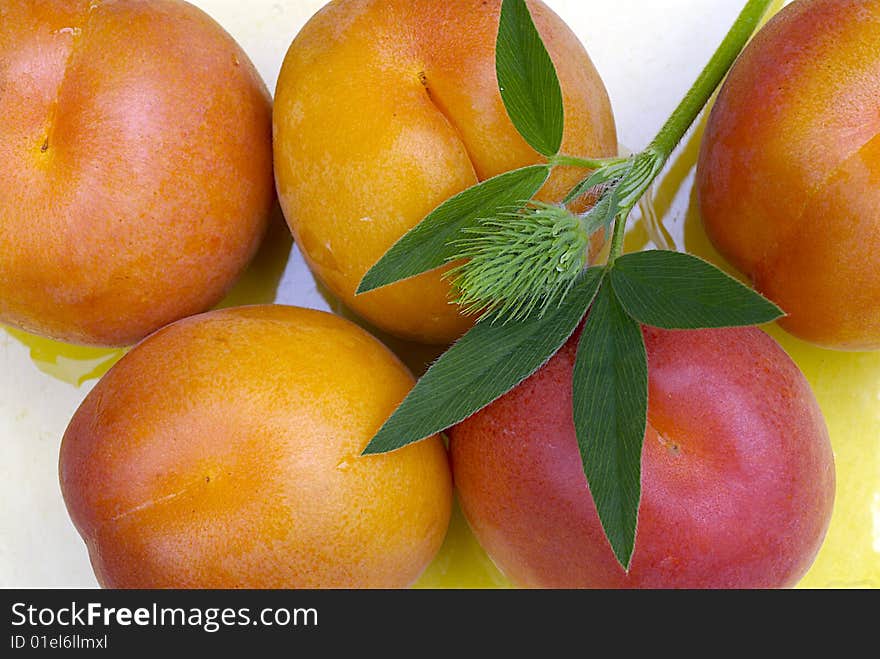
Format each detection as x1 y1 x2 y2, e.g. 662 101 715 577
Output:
614 149 664 209
610 250 784 329
496 0 565 157
580 177 623 235
363 268 605 455
572 281 648 569
563 159 631 205
357 165 550 294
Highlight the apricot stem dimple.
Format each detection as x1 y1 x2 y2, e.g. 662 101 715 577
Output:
658 433 683 456
416 68 482 182
43 2 95 161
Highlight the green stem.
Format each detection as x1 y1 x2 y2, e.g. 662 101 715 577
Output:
606 0 773 264
649 0 773 158
549 154 624 170
608 212 628 264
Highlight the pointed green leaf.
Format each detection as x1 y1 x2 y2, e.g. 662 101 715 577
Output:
357 165 550 294
363 268 605 455
563 159 630 205
581 178 623 234
610 250 784 329
496 0 565 157
572 281 648 569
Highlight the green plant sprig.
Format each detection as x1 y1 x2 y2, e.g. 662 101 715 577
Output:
357 0 779 569
448 201 602 322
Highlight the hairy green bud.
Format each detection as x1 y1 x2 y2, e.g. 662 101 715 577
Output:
448 202 591 322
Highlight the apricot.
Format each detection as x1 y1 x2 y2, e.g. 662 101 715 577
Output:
450 327 835 588
59 306 452 588
697 0 880 350
273 0 617 345
0 0 274 347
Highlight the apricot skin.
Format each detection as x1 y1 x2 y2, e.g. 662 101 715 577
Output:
449 327 835 589
59 306 452 589
697 0 880 350
273 0 617 345
0 0 274 347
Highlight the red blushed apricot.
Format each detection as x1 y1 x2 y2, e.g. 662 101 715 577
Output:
697 0 880 350
449 327 835 589
273 0 617 345
0 0 274 346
